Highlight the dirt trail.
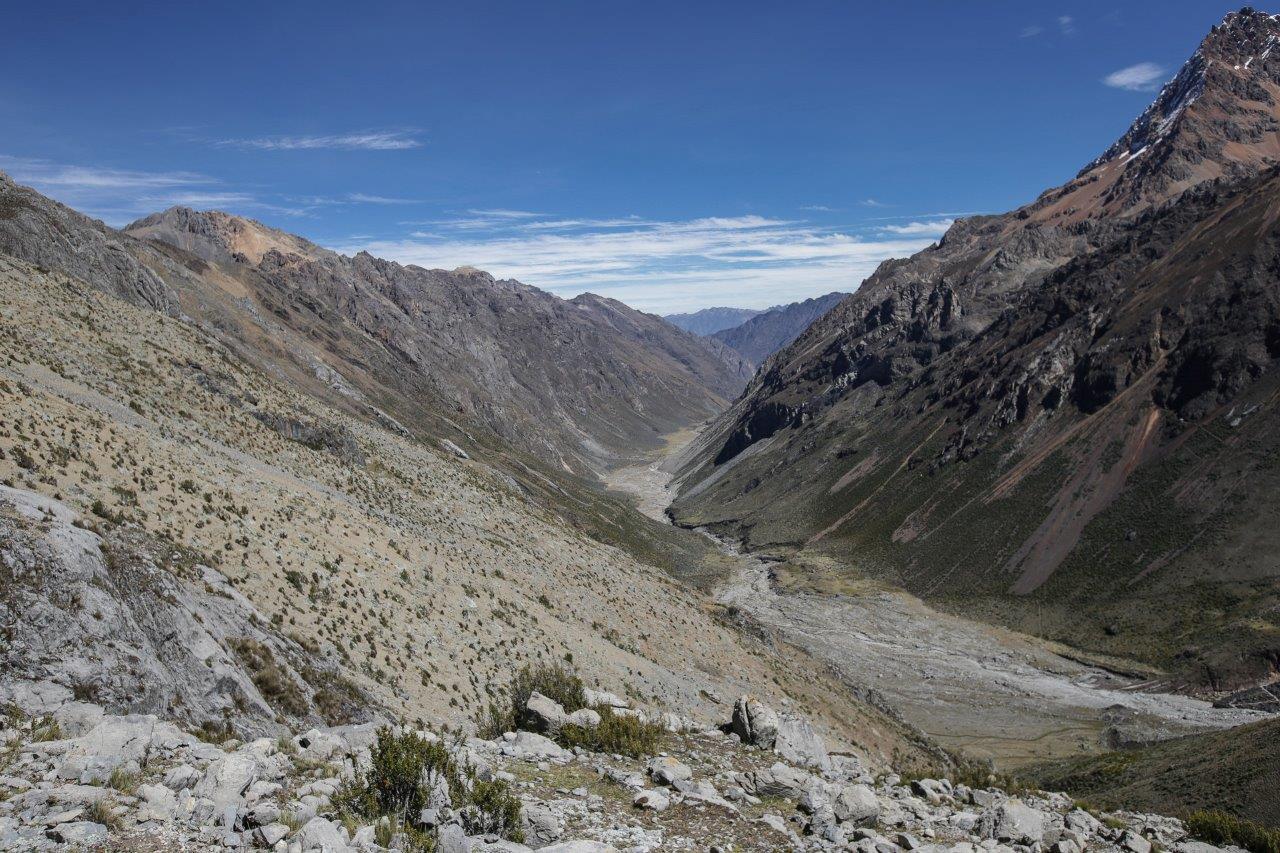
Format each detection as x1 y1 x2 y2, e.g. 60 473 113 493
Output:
605 433 1271 767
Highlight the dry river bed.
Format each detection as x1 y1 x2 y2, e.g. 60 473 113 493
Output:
604 442 1270 768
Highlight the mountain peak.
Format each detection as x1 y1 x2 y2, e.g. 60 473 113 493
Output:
1089 8 1280 172
125 206 324 264
1029 8 1280 223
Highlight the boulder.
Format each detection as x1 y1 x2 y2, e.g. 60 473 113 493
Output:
299 816 350 851
522 802 562 848
194 753 259 812
45 821 109 846
526 692 570 733
582 689 626 709
257 823 290 847
501 731 569 761
980 799 1046 844
437 823 472 853
51 703 105 738
633 789 671 811
833 784 880 825
774 715 830 771
1122 831 1153 853
646 756 692 785
538 844 619 853
135 783 177 822
731 695 780 747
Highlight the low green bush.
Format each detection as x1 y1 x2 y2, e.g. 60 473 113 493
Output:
1186 811 1280 853
558 707 664 758
478 663 666 758
332 727 523 850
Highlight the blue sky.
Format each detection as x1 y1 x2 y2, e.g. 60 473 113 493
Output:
0 1 1250 312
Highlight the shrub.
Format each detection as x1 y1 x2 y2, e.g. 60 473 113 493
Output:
333 727 524 849
1186 811 1280 853
460 778 523 839
479 662 586 738
479 663 665 758
558 707 665 758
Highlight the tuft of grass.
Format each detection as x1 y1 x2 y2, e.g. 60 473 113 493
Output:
86 798 120 830
1185 811 1280 853
107 767 138 794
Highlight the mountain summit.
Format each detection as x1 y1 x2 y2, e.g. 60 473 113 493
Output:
1036 8 1280 223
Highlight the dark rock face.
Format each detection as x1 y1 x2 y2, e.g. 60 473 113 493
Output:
711 292 849 368
673 9 1280 692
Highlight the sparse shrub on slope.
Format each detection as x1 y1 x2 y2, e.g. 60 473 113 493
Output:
559 706 664 758
332 727 524 850
479 663 666 758
1186 811 1280 853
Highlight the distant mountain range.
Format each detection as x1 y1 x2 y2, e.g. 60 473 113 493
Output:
0 195 749 479
710 292 849 367
671 8 1280 699
662 306 762 335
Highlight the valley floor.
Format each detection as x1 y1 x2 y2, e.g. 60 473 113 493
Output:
604 433 1270 768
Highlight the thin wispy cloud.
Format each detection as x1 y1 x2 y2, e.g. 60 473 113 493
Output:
801 204 837 212
1019 25 1044 38
346 193 421 205
220 130 422 151
334 212 939 313
0 155 316 223
1057 15 1077 36
860 198 888 208
0 157 210 190
1103 62 1166 92
879 219 955 237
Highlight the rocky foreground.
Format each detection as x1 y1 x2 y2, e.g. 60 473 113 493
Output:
0 691 1237 853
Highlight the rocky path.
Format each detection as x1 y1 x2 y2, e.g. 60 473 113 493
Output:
604 439 1271 768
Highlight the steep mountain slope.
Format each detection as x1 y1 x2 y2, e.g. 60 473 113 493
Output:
125 206 750 475
712 291 849 367
671 9 1280 695
1 185 748 480
0 249 930 770
663 305 762 335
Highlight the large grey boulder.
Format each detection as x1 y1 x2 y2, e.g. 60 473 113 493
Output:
525 693 600 734
193 753 259 812
833 784 880 825
299 816 350 851
500 731 569 761
521 802 562 848
731 695 780 747
646 756 692 785
774 715 831 771
979 799 1047 844
537 844 619 853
